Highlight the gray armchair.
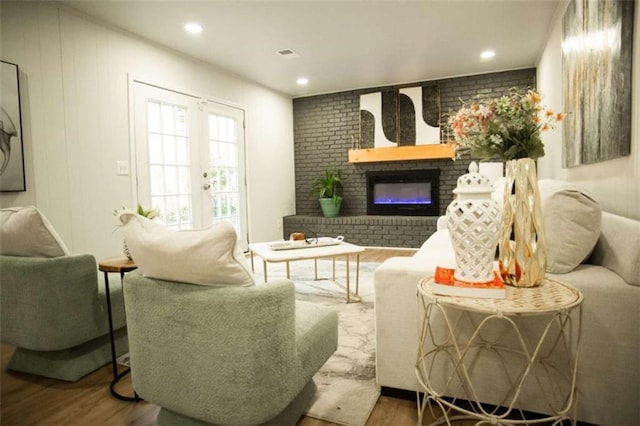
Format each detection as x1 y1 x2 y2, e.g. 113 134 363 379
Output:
0 254 128 381
123 271 338 426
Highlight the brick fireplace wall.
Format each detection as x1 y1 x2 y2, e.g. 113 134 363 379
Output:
285 69 535 248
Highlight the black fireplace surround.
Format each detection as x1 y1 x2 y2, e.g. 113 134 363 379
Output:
366 169 440 216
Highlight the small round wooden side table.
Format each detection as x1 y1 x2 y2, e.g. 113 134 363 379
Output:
98 256 140 402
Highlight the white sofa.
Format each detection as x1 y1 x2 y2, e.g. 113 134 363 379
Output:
374 181 640 426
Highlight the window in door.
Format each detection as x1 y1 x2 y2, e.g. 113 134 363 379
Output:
146 99 194 229
207 111 242 232
133 81 248 247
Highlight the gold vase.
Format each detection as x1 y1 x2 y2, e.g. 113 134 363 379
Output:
498 158 546 287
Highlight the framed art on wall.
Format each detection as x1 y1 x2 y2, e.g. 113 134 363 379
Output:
0 60 26 191
359 84 440 149
562 0 634 167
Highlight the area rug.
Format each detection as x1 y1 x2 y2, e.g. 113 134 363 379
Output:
253 259 381 426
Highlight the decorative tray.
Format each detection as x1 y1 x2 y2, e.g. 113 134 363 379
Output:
269 237 343 251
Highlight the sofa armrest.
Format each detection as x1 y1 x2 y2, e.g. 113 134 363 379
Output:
591 212 640 286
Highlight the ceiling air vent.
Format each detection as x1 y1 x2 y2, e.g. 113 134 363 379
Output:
276 49 300 58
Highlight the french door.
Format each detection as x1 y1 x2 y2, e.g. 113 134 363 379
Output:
132 81 248 248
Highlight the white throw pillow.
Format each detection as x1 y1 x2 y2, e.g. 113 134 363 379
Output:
119 213 255 287
538 180 601 273
0 206 70 257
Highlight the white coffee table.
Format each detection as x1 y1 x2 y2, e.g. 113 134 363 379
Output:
249 239 365 303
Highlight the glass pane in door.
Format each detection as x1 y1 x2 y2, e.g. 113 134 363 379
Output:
147 100 193 229
207 113 241 232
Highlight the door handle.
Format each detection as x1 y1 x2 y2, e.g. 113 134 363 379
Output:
203 183 211 190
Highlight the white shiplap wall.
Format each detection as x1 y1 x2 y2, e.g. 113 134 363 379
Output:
0 2 295 259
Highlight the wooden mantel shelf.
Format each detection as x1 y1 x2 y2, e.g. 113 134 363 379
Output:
348 144 455 163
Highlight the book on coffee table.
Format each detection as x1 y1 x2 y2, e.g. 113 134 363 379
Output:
429 266 506 299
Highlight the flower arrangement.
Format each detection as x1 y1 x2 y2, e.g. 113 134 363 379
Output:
112 204 160 220
447 88 564 161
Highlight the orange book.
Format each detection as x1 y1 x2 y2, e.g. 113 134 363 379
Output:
430 266 506 299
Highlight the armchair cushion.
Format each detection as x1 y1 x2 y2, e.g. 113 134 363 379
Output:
119 213 255 287
0 206 70 257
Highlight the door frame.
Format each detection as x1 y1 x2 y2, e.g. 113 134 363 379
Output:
126 74 250 244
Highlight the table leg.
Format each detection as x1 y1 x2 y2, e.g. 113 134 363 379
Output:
262 260 268 283
332 257 336 281
286 261 290 279
356 253 360 296
104 271 140 402
346 255 351 304
103 271 118 379
250 250 255 272
314 258 318 280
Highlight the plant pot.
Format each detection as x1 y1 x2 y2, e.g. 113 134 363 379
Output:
319 197 342 218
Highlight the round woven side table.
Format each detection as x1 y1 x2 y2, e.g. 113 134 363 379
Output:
416 278 583 425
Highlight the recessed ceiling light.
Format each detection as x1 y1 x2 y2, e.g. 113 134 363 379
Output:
184 23 203 35
296 77 309 86
480 50 496 60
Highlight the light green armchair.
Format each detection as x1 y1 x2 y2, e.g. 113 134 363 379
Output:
0 254 128 381
123 271 339 426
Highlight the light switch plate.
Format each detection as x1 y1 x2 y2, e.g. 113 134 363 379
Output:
116 161 129 176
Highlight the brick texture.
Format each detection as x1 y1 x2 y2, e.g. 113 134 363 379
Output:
287 69 535 248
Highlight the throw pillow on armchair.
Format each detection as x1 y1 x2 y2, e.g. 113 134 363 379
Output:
119 213 255 287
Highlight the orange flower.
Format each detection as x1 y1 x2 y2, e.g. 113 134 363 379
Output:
556 112 565 121
545 110 554 118
527 90 542 104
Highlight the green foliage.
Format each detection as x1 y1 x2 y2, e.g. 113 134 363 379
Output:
448 88 563 161
113 204 160 219
310 169 343 206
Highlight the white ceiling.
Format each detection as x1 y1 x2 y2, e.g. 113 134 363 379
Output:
59 0 563 98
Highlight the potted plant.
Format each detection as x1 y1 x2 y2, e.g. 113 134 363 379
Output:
310 169 343 217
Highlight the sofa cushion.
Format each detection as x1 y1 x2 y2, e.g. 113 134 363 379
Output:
492 178 601 274
0 206 70 257
119 213 255 287
414 229 455 262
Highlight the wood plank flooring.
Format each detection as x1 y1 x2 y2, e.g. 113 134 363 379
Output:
2 247 445 426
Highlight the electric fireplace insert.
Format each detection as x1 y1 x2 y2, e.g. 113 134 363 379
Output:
366 169 439 216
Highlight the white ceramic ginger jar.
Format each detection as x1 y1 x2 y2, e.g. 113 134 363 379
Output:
446 162 502 283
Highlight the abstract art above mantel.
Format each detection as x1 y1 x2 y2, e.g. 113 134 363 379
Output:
360 84 440 149
561 0 634 168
